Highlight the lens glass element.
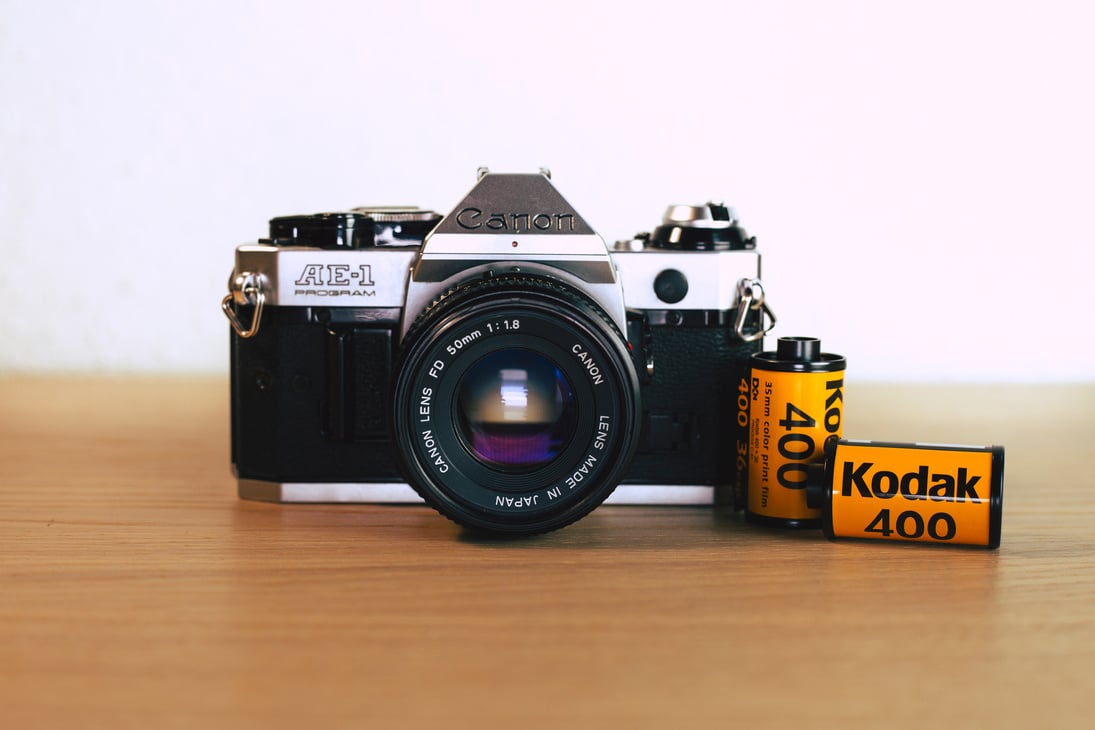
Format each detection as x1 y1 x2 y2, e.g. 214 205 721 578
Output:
455 349 577 470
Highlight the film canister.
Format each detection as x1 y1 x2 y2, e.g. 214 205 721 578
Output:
746 337 846 528
806 439 1005 548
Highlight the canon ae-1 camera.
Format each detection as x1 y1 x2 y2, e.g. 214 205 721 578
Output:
223 168 775 535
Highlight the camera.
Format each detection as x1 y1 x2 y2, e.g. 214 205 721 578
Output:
223 169 775 535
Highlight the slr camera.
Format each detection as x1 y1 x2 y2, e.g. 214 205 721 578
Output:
223 168 775 535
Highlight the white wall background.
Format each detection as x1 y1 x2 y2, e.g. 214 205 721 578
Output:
1 0 1091 381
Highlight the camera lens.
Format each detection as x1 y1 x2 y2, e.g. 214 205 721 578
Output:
392 275 641 535
455 349 578 471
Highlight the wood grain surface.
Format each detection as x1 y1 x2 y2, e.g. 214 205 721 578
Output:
1 377 1093 729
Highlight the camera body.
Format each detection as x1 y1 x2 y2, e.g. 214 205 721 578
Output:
225 169 773 533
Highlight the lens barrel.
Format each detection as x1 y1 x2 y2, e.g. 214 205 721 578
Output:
392 275 641 535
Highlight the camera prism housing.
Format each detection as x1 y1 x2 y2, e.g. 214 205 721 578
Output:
225 169 773 534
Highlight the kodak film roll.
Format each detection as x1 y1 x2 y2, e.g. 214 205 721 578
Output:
807 439 1004 548
746 337 845 528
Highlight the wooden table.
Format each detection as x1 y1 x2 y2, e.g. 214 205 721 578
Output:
2 378 1093 728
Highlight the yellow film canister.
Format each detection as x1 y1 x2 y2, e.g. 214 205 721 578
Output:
746 337 845 528
807 439 1005 548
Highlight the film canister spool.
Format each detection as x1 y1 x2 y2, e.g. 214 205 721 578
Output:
806 439 1004 548
746 337 846 528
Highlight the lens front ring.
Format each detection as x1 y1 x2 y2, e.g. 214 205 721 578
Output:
392 276 641 535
